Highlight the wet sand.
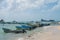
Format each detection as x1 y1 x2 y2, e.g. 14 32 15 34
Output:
21 25 60 40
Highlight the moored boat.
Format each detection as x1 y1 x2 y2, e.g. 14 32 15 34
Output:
16 25 32 30
2 28 26 33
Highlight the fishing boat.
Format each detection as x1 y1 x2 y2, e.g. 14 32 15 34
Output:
40 24 50 27
16 25 32 30
2 28 26 33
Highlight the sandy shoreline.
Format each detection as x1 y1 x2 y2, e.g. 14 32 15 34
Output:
19 25 60 40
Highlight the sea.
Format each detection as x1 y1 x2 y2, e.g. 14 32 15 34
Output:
0 24 44 40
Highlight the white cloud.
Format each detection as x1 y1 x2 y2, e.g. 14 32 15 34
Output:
6 0 13 9
51 0 60 10
0 0 59 11
0 0 45 11
0 0 60 21
45 0 57 3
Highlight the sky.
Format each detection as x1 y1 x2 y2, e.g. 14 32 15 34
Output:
0 0 60 22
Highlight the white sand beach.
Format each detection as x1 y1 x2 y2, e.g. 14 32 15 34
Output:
21 25 60 40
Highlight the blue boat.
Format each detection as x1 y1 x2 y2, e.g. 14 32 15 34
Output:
16 25 32 30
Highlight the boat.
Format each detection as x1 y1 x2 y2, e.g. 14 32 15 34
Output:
16 25 32 30
2 28 26 33
40 24 50 27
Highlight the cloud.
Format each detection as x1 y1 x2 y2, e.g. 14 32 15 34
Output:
0 0 60 21
50 0 60 11
0 0 59 11
0 0 44 11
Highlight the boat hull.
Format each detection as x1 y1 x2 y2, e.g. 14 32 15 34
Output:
2 28 26 33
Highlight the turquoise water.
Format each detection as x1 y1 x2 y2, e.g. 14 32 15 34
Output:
0 24 50 40
0 24 22 40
